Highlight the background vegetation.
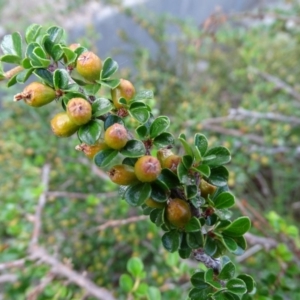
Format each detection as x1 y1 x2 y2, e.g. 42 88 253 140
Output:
0 0 299 299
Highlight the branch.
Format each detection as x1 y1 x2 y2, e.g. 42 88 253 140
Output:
29 246 116 300
46 191 118 200
0 258 26 271
192 249 221 273
0 273 18 283
0 66 24 81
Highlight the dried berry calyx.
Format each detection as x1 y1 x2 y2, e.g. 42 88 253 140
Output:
108 165 138 185
14 82 57 107
165 198 192 229
76 51 102 82
75 141 108 159
51 112 79 137
104 123 128 150
134 155 162 182
66 98 92 125
111 78 135 109
145 198 166 209
199 179 217 199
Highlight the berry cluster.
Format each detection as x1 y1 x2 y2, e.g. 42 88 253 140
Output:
0 24 255 298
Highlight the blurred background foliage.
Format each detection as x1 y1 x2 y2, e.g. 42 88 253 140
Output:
0 0 300 299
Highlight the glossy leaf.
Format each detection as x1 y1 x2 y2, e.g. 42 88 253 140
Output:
189 288 212 300
94 149 118 168
203 147 231 167
186 231 204 249
153 132 174 148
47 26 65 43
192 164 211 177
92 98 112 117
133 90 154 101
182 155 193 169
25 24 42 44
214 192 235 209
16 69 34 83
62 47 77 64
1 32 22 57
209 166 229 187
161 230 180 253
150 116 170 138
204 235 217 256
136 125 148 139
237 274 255 294
226 278 247 295
194 133 208 157
34 69 54 87
156 168 180 190
177 162 189 184
130 106 150 123
104 115 124 130
98 78 120 89
78 120 102 145
178 134 194 157
222 217 251 237
0 54 21 64
150 208 164 226
121 140 146 157
127 257 144 277
185 217 201 232
53 69 69 90
150 183 168 202
191 273 210 290
124 183 151 207
101 57 118 79
218 261 236 280
185 184 198 199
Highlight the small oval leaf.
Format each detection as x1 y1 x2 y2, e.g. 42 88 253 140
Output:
124 183 151 207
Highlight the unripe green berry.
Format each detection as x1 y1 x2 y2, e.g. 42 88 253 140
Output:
104 123 128 150
134 155 161 182
108 164 138 185
14 82 56 107
76 51 102 82
51 112 79 137
166 198 191 229
111 78 135 109
66 98 92 125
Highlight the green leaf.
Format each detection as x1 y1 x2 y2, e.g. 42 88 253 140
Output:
156 168 180 190
203 147 231 167
1 32 22 57
185 184 198 199
209 166 229 187
136 125 148 139
147 286 161 300
127 257 144 277
28 47 51 68
124 183 152 207
25 24 42 44
204 235 217 256
237 274 255 294
182 155 193 169
162 230 180 252
226 278 247 295
218 260 236 280
119 274 133 293
53 69 69 90
47 26 65 43
194 133 208 157
192 164 211 177
22 57 32 69
150 209 164 226
94 149 118 168
7 74 18 87
150 183 168 202
149 116 170 138
234 236 247 251
186 231 204 249
185 217 201 232
153 132 174 148
92 98 112 117
189 288 212 300
98 78 120 89
34 69 54 87
104 115 124 130
214 192 235 209
101 57 118 79
130 106 150 123
133 90 154 101
0 54 21 64
222 217 251 237
16 68 34 83
0 62 5 80
62 47 76 64
178 248 192 259
178 134 194 157
191 273 210 290
121 140 146 157
78 120 102 145
177 162 189 184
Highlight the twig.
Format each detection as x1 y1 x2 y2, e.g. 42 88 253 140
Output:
0 258 26 271
193 249 221 273
29 246 116 300
30 164 51 248
235 245 263 263
0 274 18 283
0 66 24 81
46 191 118 199
244 232 278 250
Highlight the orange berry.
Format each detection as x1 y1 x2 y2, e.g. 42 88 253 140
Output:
50 112 79 137
111 78 135 109
104 123 128 150
76 51 102 82
66 98 92 125
108 165 138 185
165 198 191 229
134 156 161 182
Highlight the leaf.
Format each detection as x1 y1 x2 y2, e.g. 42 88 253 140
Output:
150 209 164 226
0 54 21 64
185 184 198 199
149 116 170 138
7 74 18 87
78 120 102 145
124 183 152 207
92 98 112 117
104 115 124 130
150 183 168 202
222 217 251 237
120 140 146 157
147 286 161 300
156 168 180 190
192 164 211 177
190 272 210 290
214 192 235 209
127 257 144 277
153 132 174 148
47 26 65 43
186 231 204 249
189 287 212 300
1 32 22 57
94 149 118 168
237 274 256 294
53 69 70 90
136 125 148 139
98 78 120 89
222 235 238 252
204 235 217 256
161 230 180 253
0 62 5 80
133 90 154 101
182 155 193 169
194 133 208 157
218 260 236 280
209 166 229 187
185 217 201 232
177 162 189 184
130 106 150 123
119 274 133 293
16 69 34 83
34 69 54 87
62 46 77 64
29 47 51 68
203 147 231 167
226 278 247 295
178 134 194 157
25 24 42 44
101 57 118 79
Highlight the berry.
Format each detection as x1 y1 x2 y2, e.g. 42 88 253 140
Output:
199 179 217 199
134 156 161 182
66 98 92 125
111 78 135 109
76 51 102 82
157 149 181 172
104 123 128 150
145 198 166 209
165 198 192 229
14 82 56 107
75 141 108 159
108 165 138 185
50 112 79 137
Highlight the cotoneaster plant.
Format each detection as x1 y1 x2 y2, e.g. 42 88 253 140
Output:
0 24 256 299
